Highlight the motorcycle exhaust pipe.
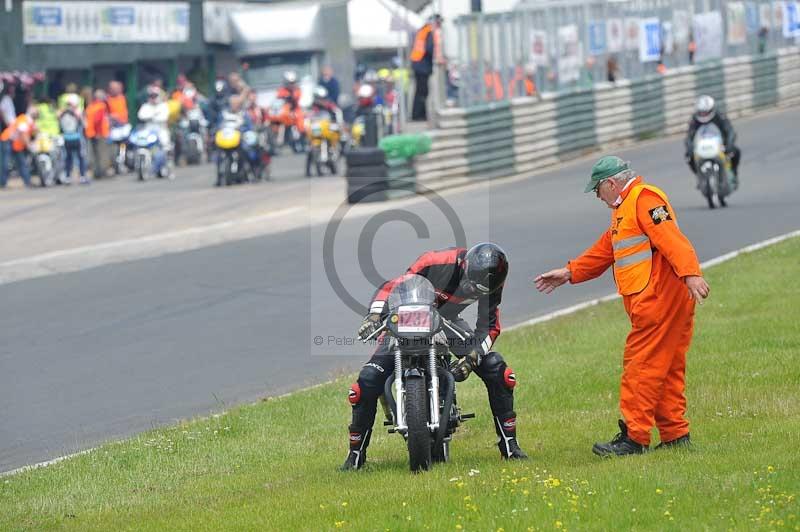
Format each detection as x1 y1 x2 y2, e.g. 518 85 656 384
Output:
435 366 455 450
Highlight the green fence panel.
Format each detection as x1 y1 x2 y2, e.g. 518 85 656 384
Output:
751 53 779 109
630 76 666 139
694 60 726 112
556 89 597 156
465 101 515 179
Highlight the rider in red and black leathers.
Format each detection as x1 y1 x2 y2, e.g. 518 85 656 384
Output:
342 243 528 470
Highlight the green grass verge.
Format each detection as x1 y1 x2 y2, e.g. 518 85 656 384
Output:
2 237 799 531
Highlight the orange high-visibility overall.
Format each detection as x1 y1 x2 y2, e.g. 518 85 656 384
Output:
567 177 702 445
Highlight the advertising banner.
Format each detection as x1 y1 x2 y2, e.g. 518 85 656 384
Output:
530 30 548 66
23 1 190 44
693 11 724 61
557 24 582 83
639 17 661 62
625 17 640 50
727 2 747 44
587 20 606 55
607 18 624 53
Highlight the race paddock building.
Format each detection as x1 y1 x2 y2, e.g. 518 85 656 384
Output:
0 0 422 115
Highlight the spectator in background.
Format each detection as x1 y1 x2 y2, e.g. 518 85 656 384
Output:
227 72 247 96
85 89 111 178
1 106 37 188
319 65 341 106
59 95 88 185
107 81 128 126
34 96 60 138
688 34 696 65
58 83 82 111
0 80 17 189
507 63 537 98
758 27 769 54
484 64 504 101
410 14 442 121
607 55 620 83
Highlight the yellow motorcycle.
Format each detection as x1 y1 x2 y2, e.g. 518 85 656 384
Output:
214 113 244 186
305 115 340 177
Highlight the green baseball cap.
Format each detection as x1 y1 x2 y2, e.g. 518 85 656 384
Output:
584 156 629 193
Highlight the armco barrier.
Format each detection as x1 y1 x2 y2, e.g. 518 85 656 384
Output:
414 46 800 194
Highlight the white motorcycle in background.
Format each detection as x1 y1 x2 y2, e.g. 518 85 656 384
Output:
693 124 734 209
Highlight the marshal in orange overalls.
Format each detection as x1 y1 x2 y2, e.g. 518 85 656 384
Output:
567 176 701 446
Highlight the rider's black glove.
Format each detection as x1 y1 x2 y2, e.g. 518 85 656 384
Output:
450 348 482 382
357 313 383 341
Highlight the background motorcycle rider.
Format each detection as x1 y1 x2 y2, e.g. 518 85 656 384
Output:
276 71 305 138
138 87 172 163
685 95 741 189
342 243 528 471
309 86 343 125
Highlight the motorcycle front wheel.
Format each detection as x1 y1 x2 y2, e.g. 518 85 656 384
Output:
405 376 432 473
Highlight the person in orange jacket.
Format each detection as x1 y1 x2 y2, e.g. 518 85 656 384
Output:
106 81 128 126
534 156 710 456
0 108 36 187
85 89 111 178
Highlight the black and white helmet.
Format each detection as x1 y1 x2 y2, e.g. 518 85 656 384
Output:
283 70 298 85
313 85 328 101
695 95 716 124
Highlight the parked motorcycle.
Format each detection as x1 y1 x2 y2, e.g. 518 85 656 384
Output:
240 129 271 182
305 115 340 177
109 122 132 175
267 98 304 154
214 114 244 186
30 132 62 187
179 108 207 166
361 274 474 472
129 125 170 181
693 124 733 209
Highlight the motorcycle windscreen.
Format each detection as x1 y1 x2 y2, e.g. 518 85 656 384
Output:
388 274 436 311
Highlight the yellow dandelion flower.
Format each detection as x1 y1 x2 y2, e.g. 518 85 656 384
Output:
555 521 563 529
334 521 345 528
656 489 663 494
523 489 530 496
455 526 463 531
341 502 348 507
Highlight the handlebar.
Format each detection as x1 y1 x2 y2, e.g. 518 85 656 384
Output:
359 315 472 344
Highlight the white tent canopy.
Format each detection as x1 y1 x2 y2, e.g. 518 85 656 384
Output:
348 0 423 50
228 3 325 56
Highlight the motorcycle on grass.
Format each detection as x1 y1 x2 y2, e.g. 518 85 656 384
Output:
362 274 474 473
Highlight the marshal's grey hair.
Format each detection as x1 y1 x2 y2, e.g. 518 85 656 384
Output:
609 168 636 185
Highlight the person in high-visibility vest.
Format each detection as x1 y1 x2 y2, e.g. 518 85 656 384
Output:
534 156 709 456
410 14 442 121
0 108 37 187
507 65 537 98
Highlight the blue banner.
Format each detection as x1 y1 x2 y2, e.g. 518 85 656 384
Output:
745 2 759 34
588 21 607 55
107 7 135 26
32 6 61 26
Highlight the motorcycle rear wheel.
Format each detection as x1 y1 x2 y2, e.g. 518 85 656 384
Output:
405 376 432 473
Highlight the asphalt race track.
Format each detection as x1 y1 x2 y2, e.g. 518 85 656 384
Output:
1 108 798 472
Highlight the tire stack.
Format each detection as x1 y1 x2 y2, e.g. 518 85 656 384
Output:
345 148 417 204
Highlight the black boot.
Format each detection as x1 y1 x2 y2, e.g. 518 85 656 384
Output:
592 420 647 457
655 433 691 450
340 427 371 471
494 414 528 460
